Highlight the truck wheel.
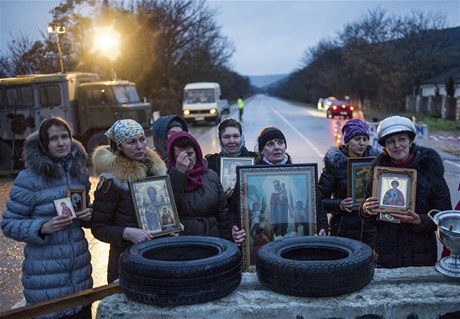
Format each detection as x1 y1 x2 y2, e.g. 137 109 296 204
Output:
86 131 108 158
119 236 242 306
0 141 13 170
256 236 374 298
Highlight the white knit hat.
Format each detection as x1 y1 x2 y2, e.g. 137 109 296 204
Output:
377 116 416 146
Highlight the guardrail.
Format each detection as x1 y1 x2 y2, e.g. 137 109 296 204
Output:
0 283 120 319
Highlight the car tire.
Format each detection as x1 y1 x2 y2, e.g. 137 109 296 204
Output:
119 236 242 306
86 131 108 158
256 236 375 297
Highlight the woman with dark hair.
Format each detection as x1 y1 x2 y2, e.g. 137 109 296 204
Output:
91 119 166 283
361 115 452 268
317 119 379 247
167 131 230 238
152 115 188 161
2 116 93 319
205 118 256 198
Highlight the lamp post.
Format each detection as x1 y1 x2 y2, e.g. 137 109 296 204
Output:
48 23 66 73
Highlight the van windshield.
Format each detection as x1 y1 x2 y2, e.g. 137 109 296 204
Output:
184 89 215 104
113 85 141 103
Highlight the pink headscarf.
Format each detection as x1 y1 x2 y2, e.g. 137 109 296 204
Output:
167 131 205 192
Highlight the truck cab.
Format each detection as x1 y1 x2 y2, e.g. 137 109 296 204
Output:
0 72 151 170
182 82 222 125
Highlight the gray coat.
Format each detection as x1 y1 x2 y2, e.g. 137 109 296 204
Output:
1 133 92 319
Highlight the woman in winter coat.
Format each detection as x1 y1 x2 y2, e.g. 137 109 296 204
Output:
205 118 256 198
152 115 188 161
231 126 293 245
167 131 230 239
361 116 452 268
317 119 379 247
91 119 166 283
1 117 93 319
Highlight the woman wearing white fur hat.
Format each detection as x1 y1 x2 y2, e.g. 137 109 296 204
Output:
361 115 451 268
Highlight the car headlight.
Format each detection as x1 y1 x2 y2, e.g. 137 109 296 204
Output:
209 108 217 115
183 109 190 116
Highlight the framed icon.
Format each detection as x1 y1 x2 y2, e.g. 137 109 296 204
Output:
236 163 318 271
67 188 86 213
53 197 76 219
347 157 375 208
220 156 255 190
372 166 417 214
129 176 181 237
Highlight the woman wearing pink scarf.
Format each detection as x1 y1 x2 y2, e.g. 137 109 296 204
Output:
167 131 230 239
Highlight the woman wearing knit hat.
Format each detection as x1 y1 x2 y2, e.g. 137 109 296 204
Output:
152 115 189 161
91 119 167 283
167 131 230 239
205 118 256 198
361 115 452 268
231 126 293 246
317 119 380 247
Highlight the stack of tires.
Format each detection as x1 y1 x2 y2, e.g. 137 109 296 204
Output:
256 236 375 297
119 236 242 306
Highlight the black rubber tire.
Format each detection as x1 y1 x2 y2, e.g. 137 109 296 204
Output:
256 236 375 297
0 141 13 170
119 236 242 306
85 131 108 158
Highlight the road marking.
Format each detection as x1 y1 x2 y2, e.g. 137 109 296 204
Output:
270 105 324 158
445 160 460 169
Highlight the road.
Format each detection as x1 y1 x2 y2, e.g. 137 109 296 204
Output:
0 94 459 315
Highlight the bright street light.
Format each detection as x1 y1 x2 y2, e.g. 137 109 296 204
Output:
48 23 65 73
93 26 120 61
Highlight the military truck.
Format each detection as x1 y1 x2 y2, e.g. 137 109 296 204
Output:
0 72 152 170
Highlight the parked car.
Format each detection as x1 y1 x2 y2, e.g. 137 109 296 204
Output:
220 99 230 114
326 100 355 119
317 96 336 111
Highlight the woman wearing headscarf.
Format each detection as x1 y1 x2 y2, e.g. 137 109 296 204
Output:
231 126 292 245
91 119 166 283
205 118 256 198
167 131 230 239
317 119 379 247
152 115 188 161
361 115 452 268
2 117 93 319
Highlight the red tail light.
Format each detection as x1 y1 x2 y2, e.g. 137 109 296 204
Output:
350 106 355 111
332 105 338 110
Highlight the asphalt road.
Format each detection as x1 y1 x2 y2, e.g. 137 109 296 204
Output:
0 94 459 316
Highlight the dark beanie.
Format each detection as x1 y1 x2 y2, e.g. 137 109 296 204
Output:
258 127 286 152
168 120 184 130
342 119 370 144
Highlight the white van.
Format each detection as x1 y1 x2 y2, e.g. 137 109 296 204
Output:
182 82 222 125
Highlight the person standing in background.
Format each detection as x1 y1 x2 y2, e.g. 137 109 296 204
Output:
152 115 189 161
237 96 244 121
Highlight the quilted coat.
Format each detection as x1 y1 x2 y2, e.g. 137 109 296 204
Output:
1 133 92 319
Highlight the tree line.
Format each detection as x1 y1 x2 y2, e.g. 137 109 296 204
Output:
0 0 251 115
270 9 460 113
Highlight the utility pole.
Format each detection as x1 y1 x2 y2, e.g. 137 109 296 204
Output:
48 23 66 73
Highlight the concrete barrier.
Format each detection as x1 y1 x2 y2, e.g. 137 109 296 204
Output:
96 267 460 319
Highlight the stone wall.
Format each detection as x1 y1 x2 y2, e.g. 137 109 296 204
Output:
97 267 460 319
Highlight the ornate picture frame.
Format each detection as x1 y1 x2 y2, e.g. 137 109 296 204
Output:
237 164 318 271
347 157 375 208
67 188 87 213
129 176 181 237
372 166 417 214
219 156 255 190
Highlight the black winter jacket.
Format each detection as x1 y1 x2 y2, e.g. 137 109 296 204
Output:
362 145 451 268
318 145 380 247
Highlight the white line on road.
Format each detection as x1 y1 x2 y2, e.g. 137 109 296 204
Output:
270 105 324 159
445 160 460 169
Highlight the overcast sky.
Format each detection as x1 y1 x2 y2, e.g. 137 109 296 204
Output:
1 0 459 76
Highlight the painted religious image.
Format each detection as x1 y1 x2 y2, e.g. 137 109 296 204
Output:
238 164 318 270
53 197 76 219
129 176 181 236
67 188 86 213
347 157 374 207
220 157 254 191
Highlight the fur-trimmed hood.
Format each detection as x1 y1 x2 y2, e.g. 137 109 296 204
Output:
22 132 88 182
324 145 380 169
92 146 167 190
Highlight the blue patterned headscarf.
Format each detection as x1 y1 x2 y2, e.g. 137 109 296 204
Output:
105 119 144 145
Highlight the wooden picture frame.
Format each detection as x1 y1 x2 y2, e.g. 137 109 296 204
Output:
347 157 375 208
219 157 255 190
237 163 318 271
53 197 76 218
129 176 181 237
67 188 87 213
372 166 417 214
